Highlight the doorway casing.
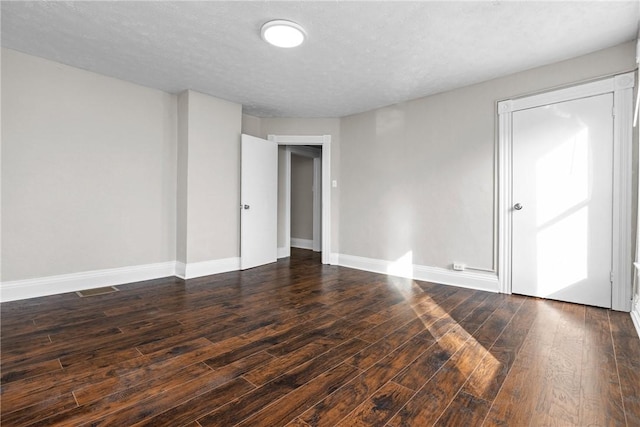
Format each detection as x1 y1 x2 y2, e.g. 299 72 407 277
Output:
497 72 635 311
268 134 332 265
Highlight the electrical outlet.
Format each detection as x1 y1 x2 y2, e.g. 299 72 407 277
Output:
452 263 466 271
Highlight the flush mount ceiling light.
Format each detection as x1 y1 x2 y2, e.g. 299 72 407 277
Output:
261 20 306 48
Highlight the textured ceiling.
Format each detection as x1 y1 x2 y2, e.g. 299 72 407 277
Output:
2 1 638 118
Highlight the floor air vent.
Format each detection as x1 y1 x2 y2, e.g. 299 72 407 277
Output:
76 286 119 297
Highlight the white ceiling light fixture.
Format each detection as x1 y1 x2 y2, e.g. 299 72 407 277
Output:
261 20 306 48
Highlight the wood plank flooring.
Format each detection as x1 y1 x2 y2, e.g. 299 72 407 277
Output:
2 248 639 426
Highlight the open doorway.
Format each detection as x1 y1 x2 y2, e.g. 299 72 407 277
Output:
268 134 332 265
289 147 321 251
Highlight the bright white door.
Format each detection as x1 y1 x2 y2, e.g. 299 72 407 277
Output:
512 93 614 308
240 134 277 270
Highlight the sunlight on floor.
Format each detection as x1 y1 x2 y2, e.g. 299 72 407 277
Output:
386 251 501 394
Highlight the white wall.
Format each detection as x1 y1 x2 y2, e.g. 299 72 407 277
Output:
340 41 636 271
290 154 314 241
1 48 177 281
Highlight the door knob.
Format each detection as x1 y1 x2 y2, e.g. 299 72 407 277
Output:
243 204 250 210
514 203 523 210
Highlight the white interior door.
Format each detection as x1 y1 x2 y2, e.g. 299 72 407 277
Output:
241 134 277 270
512 93 614 308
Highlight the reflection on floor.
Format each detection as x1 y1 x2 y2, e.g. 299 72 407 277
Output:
2 248 639 426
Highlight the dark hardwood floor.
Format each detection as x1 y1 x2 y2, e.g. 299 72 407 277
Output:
2 248 639 426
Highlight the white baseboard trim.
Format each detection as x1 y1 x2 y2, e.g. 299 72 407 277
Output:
0 261 176 303
175 262 187 279
291 238 313 250
329 253 339 265
631 299 640 339
336 253 499 293
277 247 290 259
1 256 244 302
631 263 640 338
180 257 241 280
1 253 501 302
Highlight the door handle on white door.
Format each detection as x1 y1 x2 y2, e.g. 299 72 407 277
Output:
514 203 523 210
243 204 250 210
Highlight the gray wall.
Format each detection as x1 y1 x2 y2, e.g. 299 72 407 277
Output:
178 90 242 263
241 114 261 138
339 41 636 269
2 50 243 283
1 48 177 281
176 92 189 264
3 41 636 290
290 154 314 241
277 146 287 248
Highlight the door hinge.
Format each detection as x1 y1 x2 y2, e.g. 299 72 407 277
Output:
610 271 614 283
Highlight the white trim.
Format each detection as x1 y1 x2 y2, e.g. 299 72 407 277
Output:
330 253 339 265
631 302 640 339
175 261 187 279
322 135 332 264
313 156 322 252
291 238 314 250
270 135 325 145
0 256 246 302
181 257 240 280
269 134 332 265
611 74 634 312
278 146 291 256
284 146 292 257
1 262 176 303
504 78 620 112
336 253 499 293
632 263 640 338
497 72 635 311
497 100 513 294
277 247 289 259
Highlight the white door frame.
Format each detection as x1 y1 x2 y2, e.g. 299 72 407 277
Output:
288 146 322 252
497 72 635 311
312 156 322 252
268 134 332 265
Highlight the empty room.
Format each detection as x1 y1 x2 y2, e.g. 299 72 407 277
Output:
2 1 640 426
